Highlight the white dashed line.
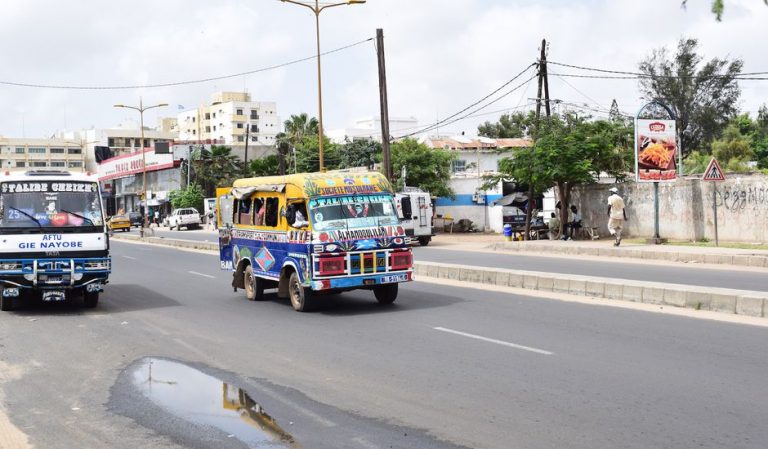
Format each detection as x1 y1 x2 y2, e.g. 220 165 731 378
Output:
188 271 215 279
122 255 137 260
433 327 553 355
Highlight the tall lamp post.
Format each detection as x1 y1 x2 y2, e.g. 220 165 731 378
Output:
114 98 167 237
279 0 366 171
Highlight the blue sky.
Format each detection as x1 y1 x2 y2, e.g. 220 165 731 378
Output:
0 0 766 139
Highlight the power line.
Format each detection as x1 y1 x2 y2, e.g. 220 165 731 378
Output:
394 63 537 139
0 37 373 90
547 60 768 78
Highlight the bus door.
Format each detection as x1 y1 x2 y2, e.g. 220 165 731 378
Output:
216 187 234 270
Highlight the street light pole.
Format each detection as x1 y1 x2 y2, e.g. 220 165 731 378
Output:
280 0 366 171
114 98 168 238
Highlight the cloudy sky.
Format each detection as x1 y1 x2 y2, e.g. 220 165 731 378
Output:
0 0 766 139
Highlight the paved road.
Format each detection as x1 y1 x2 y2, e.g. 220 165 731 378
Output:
0 241 767 449
416 247 768 292
123 229 768 292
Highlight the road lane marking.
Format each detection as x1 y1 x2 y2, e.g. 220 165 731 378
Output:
122 255 137 260
433 327 553 355
188 271 216 279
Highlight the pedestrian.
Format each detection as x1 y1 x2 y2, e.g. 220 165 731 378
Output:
568 205 582 240
607 187 627 246
207 211 214 230
154 210 160 225
547 212 561 240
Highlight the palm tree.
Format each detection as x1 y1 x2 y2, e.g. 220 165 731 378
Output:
283 113 319 146
191 145 242 196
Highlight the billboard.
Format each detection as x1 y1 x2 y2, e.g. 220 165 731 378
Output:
635 119 678 182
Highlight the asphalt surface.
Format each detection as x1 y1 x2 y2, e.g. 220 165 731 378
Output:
126 227 768 292
0 241 767 449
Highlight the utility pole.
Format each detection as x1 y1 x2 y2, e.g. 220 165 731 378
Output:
244 122 250 169
526 40 547 241
278 143 286 176
376 28 392 181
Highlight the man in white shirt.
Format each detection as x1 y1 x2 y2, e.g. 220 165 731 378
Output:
607 187 627 246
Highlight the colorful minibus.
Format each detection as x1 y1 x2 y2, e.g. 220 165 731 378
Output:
217 170 413 311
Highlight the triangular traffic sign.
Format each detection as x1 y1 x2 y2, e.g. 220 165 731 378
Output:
702 158 725 181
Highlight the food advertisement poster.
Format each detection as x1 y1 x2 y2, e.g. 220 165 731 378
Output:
635 119 678 182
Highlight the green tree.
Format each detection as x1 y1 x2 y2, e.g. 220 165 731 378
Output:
712 123 754 166
638 38 743 157
191 145 243 196
682 0 767 21
754 105 768 168
293 135 340 173
391 138 455 198
477 111 535 138
248 155 280 177
538 114 633 233
337 139 381 169
169 183 204 212
283 113 319 146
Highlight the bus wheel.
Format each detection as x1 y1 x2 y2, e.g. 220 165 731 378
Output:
83 292 99 308
0 296 15 311
374 283 398 305
244 266 265 301
288 271 313 312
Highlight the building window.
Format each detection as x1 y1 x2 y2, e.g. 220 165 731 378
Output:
213 126 217 131
67 148 82 154
15 147 24 154
28 147 46 154
250 111 258 119
205 126 211 133
50 148 65 154
236 123 244 129
192 130 197 135
250 124 258 133
30 161 47 167
108 138 115 147
15 161 25 167
212 112 217 118
237 136 245 142
50 160 66 167
68 161 83 168
205 113 211 120
451 160 466 173
236 109 243 115
251 136 258 142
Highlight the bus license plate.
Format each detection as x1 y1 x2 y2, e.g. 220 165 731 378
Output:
380 274 408 283
42 290 66 302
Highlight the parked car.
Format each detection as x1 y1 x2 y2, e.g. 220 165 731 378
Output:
167 208 201 230
108 214 131 232
128 211 143 227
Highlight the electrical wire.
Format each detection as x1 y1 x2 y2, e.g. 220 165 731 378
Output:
395 63 537 138
547 60 768 78
0 37 373 90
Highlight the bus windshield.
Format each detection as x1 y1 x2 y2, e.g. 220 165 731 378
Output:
309 194 399 231
0 181 104 232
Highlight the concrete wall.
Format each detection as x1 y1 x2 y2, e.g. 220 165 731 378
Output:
435 178 504 232
571 174 768 242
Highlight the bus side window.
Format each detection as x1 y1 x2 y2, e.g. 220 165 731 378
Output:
254 197 265 226
237 198 252 225
265 197 279 227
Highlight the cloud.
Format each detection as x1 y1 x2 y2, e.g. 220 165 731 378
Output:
0 0 765 139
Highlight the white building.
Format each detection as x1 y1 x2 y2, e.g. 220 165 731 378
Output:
422 136 532 233
327 116 418 144
177 91 280 148
0 137 86 172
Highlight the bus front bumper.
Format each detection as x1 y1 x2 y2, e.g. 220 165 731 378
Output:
311 271 413 291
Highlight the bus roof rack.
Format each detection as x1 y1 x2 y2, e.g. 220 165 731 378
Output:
25 170 72 176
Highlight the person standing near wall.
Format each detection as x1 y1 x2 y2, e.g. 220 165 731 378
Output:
607 187 627 246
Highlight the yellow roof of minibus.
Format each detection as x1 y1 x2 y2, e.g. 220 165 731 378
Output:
232 170 393 197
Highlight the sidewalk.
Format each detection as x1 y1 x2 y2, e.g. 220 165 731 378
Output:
428 233 768 269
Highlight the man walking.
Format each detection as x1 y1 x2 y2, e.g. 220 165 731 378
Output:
607 187 627 246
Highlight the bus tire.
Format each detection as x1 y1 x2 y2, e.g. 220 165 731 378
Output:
244 266 265 301
288 271 313 312
374 283 398 305
84 292 99 308
0 296 15 311
418 236 431 246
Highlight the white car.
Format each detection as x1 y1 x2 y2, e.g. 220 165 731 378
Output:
167 208 201 230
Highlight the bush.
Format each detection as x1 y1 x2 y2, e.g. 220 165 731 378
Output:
169 184 204 212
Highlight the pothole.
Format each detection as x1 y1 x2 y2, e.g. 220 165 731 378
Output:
127 357 298 448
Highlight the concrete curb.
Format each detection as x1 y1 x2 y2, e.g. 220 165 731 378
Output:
487 242 768 269
412 261 767 319
112 234 766 319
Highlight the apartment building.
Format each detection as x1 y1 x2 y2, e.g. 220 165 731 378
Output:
0 138 85 172
178 92 280 146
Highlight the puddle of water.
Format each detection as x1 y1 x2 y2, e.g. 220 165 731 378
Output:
130 358 298 448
